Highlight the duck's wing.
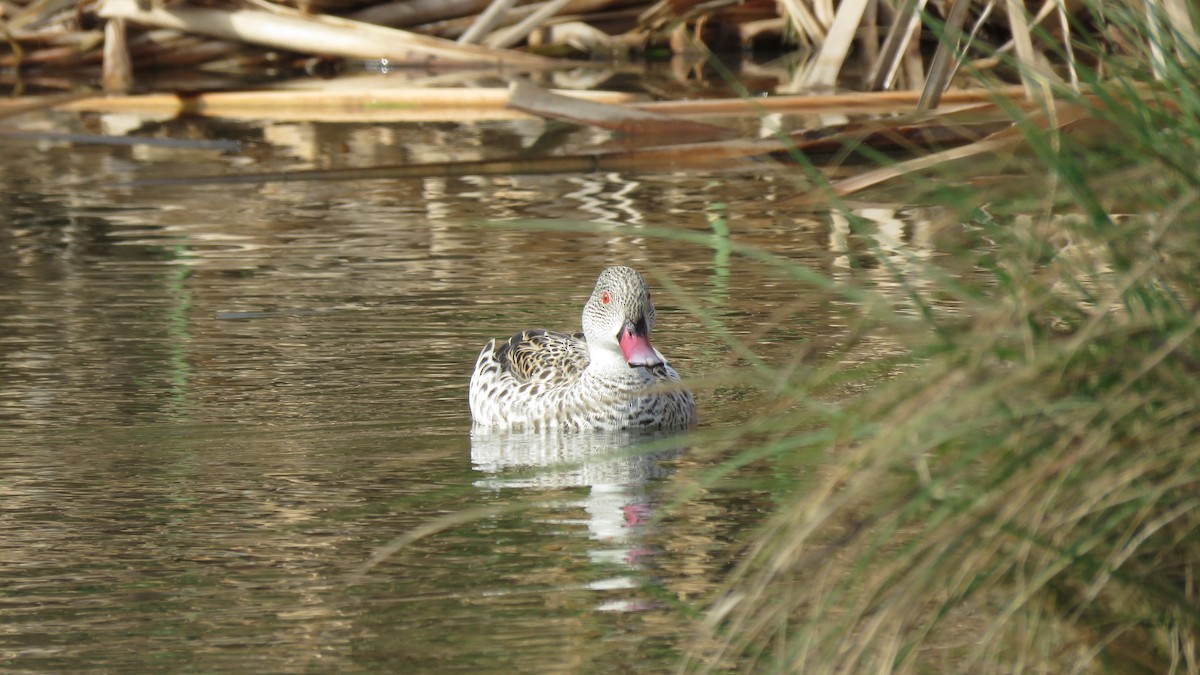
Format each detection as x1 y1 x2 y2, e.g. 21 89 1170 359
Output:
494 329 589 384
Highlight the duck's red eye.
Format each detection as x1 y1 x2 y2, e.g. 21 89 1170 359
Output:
601 291 611 304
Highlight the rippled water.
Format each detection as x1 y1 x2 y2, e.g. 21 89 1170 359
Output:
0 110 973 671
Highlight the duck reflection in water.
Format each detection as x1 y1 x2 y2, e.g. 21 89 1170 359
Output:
471 429 685 612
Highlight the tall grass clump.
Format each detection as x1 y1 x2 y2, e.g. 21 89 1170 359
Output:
683 6 1200 674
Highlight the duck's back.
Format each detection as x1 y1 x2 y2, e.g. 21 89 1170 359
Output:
494 329 589 384
470 329 591 428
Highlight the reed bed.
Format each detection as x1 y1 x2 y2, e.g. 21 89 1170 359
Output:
1 0 1195 114
4 0 1195 206
671 8 1200 671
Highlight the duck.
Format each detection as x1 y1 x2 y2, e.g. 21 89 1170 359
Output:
469 266 696 432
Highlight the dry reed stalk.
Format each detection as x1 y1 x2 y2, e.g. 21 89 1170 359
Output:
484 0 574 49
1005 0 1061 99
415 0 636 41
807 101 1093 199
55 86 642 122
776 0 827 44
457 0 518 44
0 91 95 120
635 86 1029 116
96 0 561 67
6 0 79 33
101 17 131 93
1161 0 1200 55
1145 0 1200 79
348 0 492 28
799 0 870 90
918 0 975 110
0 37 104 68
126 32 241 68
866 0 926 90
820 131 1023 198
507 79 733 139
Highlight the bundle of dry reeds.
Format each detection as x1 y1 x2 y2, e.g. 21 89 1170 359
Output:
2 0 1195 105
2 0 1195 200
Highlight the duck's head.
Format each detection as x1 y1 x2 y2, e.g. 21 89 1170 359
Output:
582 266 663 369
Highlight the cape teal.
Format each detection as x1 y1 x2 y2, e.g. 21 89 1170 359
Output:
469 266 696 431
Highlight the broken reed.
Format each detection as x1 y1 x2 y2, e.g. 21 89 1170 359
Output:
678 6 1200 674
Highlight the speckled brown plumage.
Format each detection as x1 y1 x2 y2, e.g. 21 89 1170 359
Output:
494 329 588 383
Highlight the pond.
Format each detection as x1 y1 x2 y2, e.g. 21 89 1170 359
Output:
0 106 969 671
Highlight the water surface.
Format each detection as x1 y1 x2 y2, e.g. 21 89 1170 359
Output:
0 110 969 671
